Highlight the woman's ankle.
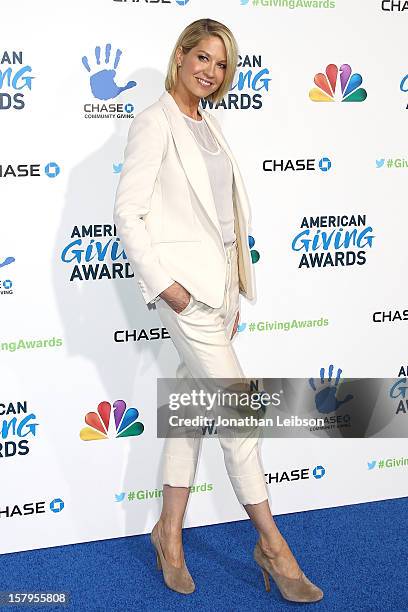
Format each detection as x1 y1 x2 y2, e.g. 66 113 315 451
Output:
158 516 183 538
258 532 285 557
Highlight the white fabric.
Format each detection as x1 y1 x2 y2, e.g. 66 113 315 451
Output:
113 91 256 309
182 112 236 246
156 241 268 506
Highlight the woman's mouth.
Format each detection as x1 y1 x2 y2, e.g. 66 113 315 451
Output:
196 77 213 88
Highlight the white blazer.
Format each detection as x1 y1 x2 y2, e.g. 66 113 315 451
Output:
113 90 256 309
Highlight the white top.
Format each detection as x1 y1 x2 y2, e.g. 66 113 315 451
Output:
182 111 236 246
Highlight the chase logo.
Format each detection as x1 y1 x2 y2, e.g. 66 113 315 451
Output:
313 465 326 479
309 64 367 102
44 162 60 178
0 279 13 293
263 157 332 172
319 157 332 172
0 163 61 179
80 399 144 441
50 498 65 513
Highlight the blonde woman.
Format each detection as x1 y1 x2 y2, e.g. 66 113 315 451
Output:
114 18 323 604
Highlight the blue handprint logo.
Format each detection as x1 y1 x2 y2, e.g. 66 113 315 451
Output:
308 365 353 414
82 44 136 101
0 256 15 268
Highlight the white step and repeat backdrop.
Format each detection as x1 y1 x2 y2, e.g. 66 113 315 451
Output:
2 0 408 554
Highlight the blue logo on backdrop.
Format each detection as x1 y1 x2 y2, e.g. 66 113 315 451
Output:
399 71 408 108
319 157 332 172
389 367 408 415
0 256 14 295
50 498 65 513
0 399 39 457
307 365 353 433
82 43 136 100
44 162 61 178
0 257 15 268
309 365 353 414
291 214 375 269
201 53 272 110
82 44 136 119
1 279 13 291
0 50 35 110
312 465 326 479
61 224 134 281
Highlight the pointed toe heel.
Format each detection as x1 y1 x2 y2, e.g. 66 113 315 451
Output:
254 542 323 603
151 523 195 595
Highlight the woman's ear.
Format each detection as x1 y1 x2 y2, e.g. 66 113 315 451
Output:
176 45 183 66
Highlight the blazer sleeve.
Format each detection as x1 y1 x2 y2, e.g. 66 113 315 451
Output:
113 111 175 305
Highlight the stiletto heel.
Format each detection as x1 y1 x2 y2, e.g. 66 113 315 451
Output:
261 567 270 592
254 541 323 603
150 523 195 595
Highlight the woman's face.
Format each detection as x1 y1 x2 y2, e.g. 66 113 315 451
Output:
176 36 227 99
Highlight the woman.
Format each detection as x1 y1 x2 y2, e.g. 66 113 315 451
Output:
114 18 323 604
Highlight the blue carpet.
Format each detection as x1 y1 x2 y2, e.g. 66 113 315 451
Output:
1 497 407 611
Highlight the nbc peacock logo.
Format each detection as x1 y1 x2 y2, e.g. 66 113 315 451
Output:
309 64 367 102
248 235 260 263
80 399 144 441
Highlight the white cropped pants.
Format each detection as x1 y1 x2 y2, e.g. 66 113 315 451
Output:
156 240 268 506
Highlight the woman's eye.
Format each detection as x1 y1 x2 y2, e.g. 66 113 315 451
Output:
198 55 226 69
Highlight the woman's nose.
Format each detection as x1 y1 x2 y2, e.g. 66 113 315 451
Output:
204 64 216 78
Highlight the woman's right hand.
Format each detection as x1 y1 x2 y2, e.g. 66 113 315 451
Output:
159 281 191 314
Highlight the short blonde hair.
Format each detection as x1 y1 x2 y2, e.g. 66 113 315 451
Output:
165 18 238 105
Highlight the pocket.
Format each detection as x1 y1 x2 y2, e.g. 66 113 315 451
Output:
176 294 195 316
195 299 215 314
